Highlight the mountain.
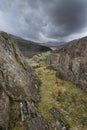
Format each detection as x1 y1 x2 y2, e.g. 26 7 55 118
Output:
38 41 65 50
12 35 51 58
0 31 51 58
46 41 65 47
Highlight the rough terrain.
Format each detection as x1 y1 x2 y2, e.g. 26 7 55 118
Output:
57 37 87 91
28 53 87 130
0 32 87 130
0 32 49 130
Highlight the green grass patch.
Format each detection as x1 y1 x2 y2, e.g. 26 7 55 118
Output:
34 64 87 130
25 57 30 63
55 52 61 56
41 52 50 58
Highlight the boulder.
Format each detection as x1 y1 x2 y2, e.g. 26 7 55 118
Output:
46 53 59 70
57 37 87 91
0 32 48 130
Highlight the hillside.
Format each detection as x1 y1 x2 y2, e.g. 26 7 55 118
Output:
26 52 87 130
0 32 51 58
13 35 51 58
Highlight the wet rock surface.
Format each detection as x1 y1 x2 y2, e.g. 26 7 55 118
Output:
0 32 48 130
57 37 87 91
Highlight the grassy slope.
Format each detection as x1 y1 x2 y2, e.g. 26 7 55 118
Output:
30 60 87 130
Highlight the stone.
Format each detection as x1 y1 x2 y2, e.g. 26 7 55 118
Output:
50 108 69 130
0 32 48 130
57 37 87 91
46 53 59 70
26 117 49 130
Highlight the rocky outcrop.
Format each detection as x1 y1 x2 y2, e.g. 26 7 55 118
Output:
46 53 59 70
0 32 49 130
57 37 87 91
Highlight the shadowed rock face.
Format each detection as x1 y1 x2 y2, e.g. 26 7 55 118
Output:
0 32 49 130
57 37 87 91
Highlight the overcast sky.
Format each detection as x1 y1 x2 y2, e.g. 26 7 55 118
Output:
0 0 87 43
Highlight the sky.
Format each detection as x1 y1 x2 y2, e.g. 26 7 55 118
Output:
0 0 87 43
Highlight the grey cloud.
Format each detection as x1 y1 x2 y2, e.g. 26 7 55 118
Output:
40 0 87 38
0 0 87 43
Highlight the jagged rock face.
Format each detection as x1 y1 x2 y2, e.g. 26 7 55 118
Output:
0 33 49 130
57 37 87 91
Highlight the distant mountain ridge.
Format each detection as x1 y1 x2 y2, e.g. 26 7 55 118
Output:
14 36 52 58
0 31 51 58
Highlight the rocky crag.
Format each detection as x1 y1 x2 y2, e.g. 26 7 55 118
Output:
0 32 49 130
57 37 87 91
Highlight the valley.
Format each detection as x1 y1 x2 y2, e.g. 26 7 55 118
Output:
0 32 87 130
27 52 87 130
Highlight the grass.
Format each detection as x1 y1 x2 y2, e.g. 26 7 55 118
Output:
25 57 30 63
55 52 61 56
31 61 87 130
12 126 25 130
41 52 50 58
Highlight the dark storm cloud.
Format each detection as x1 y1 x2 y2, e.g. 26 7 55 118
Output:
40 0 87 40
0 0 87 43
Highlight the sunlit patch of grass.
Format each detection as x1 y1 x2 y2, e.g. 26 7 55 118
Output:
34 64 87 130
55 52 61 56
30 63 40 69
39 61 47 67
25 57 30 63
41 52 50 58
